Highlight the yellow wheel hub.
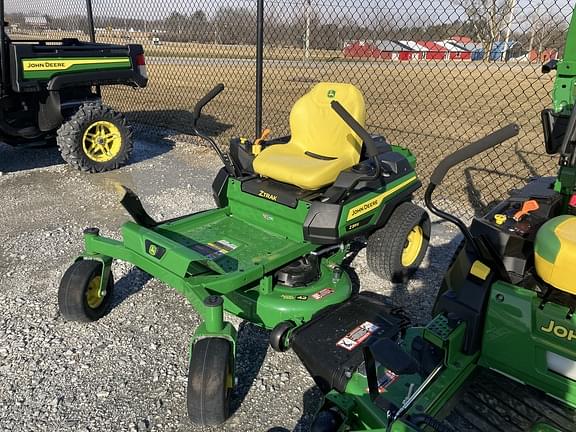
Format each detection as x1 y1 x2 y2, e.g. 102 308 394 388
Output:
402 225 424 267
82 121 122 162
86 275 105 309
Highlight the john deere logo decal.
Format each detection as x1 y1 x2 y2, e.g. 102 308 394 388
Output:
144 240 166 259
541 320 576 341
327 90 336 98
346 175 418 221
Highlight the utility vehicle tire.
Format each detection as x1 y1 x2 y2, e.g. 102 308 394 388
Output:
58 260 114 322
367 202 431 283
57 103 133 173
187 338 233 425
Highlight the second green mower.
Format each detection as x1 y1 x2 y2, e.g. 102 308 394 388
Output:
58 82 429 425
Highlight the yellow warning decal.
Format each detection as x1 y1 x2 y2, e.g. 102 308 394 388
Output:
346 176 417 221
22 58 128 72
470 260 491 280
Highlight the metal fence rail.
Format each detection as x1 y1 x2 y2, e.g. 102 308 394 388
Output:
5 0 575 217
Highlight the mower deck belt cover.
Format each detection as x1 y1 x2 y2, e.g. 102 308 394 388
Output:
291 293 407 393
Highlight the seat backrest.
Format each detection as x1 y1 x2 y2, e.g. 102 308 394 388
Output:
289 82 366 161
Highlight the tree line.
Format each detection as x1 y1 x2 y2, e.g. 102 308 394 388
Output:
6 2 568 55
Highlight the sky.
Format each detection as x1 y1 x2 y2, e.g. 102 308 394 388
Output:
5 0 575 27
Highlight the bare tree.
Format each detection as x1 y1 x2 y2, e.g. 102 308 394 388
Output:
452 0 514 59
525 8 568 55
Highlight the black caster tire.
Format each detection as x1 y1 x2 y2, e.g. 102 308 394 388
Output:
58 260 114 322
367 202 431 283
270 321 295 352
311 409 343 432
57 103 133 173
187 337 234 425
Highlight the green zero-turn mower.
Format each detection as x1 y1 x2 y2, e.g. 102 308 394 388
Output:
0 0 147 172
288 20 576 432
57 82 431 424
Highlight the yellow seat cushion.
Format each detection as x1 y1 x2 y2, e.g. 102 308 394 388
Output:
534 215 576 295
253 82 366 190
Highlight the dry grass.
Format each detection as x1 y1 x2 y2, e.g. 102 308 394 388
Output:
9 30 340 60
102 59 556 215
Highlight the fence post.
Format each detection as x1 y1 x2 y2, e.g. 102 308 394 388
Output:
255 0 264 137
86 0 96 43
0 0 6 91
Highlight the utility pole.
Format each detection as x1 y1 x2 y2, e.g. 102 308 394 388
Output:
255 0 264 136
305 0 310 59
502 0 517 61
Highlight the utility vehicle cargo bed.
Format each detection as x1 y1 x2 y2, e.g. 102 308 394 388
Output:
441 368 576 431
10 39 146 92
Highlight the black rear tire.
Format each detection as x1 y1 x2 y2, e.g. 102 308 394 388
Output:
57 103 133 173
58 260 114 322
367 202 431 283
187 337 233 425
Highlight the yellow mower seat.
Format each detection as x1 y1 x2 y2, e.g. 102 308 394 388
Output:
534 215 576 295
253 82 366 190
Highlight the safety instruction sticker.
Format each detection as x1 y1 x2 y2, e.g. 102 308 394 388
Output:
312 288 335 300
365 370 399 394
336 321 379 351
190 240 237 259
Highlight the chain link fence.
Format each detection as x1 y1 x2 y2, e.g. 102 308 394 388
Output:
5 0 575 217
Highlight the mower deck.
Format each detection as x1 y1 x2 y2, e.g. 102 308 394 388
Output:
84 207 353 329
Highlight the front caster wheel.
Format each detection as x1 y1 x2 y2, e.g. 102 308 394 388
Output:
270 321 296 352
311 409 343 432
187 337 234 425
58 260 114 322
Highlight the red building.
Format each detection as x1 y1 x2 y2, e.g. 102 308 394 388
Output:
439 41 473 61
343 40 414 61
416 41 447 60
343 41 381 59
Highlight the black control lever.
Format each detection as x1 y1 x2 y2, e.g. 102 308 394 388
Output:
190 84 238 176
430 123 519 186
331 100 379 158
193 83 225 128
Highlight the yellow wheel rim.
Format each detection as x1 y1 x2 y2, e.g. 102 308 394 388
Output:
82 121 122 162
86 275 105 309
402 225 424 267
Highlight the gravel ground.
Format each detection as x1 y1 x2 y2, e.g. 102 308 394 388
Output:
0 137 461 432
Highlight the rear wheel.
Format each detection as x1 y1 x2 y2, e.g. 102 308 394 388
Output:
186 338 234 425
367 202 431 283
57 103 133 173
58 260 114 322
